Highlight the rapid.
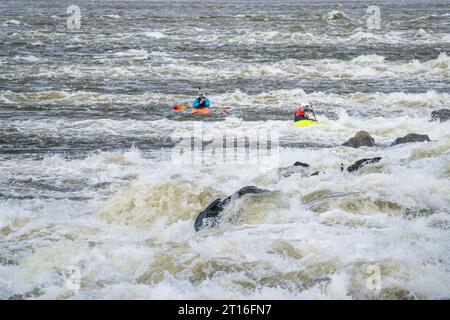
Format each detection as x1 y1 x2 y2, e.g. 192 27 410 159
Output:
0 0 449 299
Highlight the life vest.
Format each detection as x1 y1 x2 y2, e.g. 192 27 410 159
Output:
193 97 211 108
295 107 305 116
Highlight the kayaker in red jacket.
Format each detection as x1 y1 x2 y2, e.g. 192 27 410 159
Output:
294 102 314 122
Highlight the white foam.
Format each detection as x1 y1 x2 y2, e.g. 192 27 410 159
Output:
3 19 21 26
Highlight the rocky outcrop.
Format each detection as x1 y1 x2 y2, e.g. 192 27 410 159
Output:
194 186 268 231
346 157 382 172
431 109 450 122
342 131 376 148
390 133 430 146
195 157 385 230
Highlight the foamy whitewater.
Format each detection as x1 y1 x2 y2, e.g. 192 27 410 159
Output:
0 0 449 300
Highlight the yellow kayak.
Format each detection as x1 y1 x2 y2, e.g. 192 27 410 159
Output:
293 119 322 127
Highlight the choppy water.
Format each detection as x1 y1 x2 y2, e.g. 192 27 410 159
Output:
1 0 449 299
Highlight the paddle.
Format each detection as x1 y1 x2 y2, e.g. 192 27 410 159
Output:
172 105 231 114
307 103 317 121
172 87 201 111
311 108 317 121
220 106 231 115
172 105 188 111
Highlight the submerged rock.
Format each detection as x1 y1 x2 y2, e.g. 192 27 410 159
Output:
293 161 310 168
342 131 376 148
194 186 268 232
281 156 383 178
346 157 382 172
430 109 450 122
321 10 347 21
414 28 428 39
390 133 430 146
279 161 310 178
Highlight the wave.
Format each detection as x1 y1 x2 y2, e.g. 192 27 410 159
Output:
2 121 449 299
1 89 449 114
98 181 222 227
2 54 448 83
321 10 349 21
3 26 450 47
2 19 21 26
408 12 450 22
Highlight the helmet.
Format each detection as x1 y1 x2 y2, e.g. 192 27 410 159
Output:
301 101 313 112
299 100 310 106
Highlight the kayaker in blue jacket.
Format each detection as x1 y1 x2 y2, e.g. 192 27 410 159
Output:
192 92 211 109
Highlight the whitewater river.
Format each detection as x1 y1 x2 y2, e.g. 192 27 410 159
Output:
0 0 449 299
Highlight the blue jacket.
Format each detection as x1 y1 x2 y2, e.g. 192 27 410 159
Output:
192 97 211 108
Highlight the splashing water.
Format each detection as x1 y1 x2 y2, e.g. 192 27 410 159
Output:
0 0 449 300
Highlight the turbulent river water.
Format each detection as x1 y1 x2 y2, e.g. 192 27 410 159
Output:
0 0 449 299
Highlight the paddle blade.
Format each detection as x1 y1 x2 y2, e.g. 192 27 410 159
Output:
172 105 188 111
220 106 231 114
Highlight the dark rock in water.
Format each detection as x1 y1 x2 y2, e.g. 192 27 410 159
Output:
293 162 310 168
431 109 450 122
279 162 310 178
193 199 224 232
280 142 333 149
194 186 268 232
342 131 376 148
281 157 384 178
224 186 267 203
390 133 430 146
347 157 382 173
